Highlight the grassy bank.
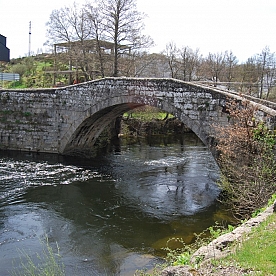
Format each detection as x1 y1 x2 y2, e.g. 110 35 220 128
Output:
229 212 276 275
200 211 276 276
135 199 276 276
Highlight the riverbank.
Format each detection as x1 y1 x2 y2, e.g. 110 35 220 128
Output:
121 116 191 137
121 110 276 275
161 200 276 276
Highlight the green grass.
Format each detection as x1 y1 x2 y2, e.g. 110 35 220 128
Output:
123 111 174 122
227 213 276 275
5 81 27 89
12 236 65 276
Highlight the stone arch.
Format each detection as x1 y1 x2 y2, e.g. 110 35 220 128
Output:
62 94 209 157
126 95 210 145
62 102 146 156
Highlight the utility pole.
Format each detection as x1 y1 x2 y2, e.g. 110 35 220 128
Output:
29 21 31 56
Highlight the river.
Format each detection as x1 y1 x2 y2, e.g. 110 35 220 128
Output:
0 133 229 275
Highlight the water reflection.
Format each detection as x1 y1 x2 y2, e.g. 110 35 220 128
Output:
0 133 230 275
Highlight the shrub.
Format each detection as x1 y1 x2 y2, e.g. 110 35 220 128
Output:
213 98 276 219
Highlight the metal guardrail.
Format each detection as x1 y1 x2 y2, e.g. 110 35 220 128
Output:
0 72 20 81
192 81 276 111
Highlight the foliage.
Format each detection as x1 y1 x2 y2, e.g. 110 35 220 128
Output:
12 236 65 276
267 193 276 206
134 264 167 276
214 98 276 219
164 238 193 266
44 0 153 79
208 223 235 239
135 205 276 275
251 193 276 217
163 222 235 268
2 56 54 88
2 42 276 94
123 106 174 122
6 80 27 89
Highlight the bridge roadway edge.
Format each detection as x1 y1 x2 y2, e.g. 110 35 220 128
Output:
0 78 275 159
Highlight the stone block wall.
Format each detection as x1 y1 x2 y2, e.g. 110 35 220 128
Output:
0 78 274 157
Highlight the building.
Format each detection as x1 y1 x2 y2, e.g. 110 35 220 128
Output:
0 34 10 62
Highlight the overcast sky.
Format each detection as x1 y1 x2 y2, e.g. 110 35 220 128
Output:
1 0 275 62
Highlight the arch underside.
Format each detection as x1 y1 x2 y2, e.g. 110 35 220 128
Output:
63 103 144 157
62 98 209 158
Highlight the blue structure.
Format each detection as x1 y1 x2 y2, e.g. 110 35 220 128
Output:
0 34 10 62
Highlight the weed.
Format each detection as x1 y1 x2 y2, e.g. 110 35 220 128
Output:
252 193 276 218
134 263 167 276
23 112 32 117
11 236 65 276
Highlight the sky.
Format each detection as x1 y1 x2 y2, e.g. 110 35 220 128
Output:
0 0 276 62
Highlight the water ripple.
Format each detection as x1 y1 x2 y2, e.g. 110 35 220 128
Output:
0 158 101 205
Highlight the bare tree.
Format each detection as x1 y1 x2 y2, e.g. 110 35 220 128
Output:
257 46 275 99
46 3 96 81
46 3 92 45
179 46 201 81
238 57 259 95
225 51 238 90
164 42 180 78
264 53 276 100
96 0 153 77
135 53 171 78
85 3 106 77
205 52 226 86
68 4 95 80
258 47 269 98
46 6 77 44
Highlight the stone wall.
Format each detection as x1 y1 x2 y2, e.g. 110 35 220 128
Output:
0 89 60 153
161 200 276 276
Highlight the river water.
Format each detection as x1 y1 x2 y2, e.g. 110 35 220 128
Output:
0 133 229 275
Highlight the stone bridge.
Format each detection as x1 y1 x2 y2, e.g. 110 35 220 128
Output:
0 78 275 158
